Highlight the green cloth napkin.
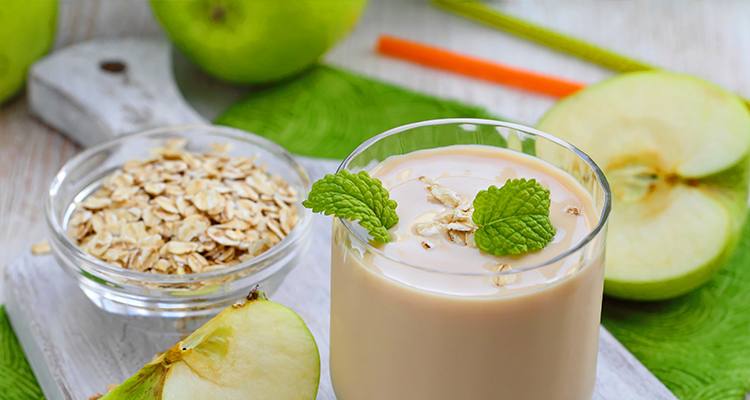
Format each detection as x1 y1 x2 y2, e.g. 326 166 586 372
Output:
2 65 749 400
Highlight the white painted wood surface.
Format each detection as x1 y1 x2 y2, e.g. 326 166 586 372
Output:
2 1 749 399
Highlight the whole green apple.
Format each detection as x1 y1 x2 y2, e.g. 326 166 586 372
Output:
0 0 57 104
150 0 367 85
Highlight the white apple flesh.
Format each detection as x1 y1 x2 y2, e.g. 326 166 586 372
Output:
538 72 750 300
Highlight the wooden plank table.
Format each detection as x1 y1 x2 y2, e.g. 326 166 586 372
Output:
2 1 749 399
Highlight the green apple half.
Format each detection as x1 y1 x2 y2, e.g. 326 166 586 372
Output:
537 72 750 301
101 289 320 399
0 0 57 104
149 0 367 85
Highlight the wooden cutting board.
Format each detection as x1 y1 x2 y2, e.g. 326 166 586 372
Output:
3 38 677 400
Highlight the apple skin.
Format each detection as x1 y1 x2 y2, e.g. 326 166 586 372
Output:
150 0 367 85
0 0 57 104
603 233 737 301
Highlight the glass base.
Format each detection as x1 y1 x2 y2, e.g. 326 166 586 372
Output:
77 272 287 319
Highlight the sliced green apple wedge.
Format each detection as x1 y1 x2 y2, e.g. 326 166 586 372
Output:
537 71 750 300
101 288 320 400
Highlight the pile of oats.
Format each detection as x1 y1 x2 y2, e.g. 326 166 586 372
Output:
414 176 478 248
67 139 299 275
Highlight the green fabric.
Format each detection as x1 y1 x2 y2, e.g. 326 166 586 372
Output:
215 65 493 159
2 64 749 400
602 216 750 400
0 306 44 400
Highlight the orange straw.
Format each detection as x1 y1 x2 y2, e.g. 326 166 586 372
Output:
376 34 586 98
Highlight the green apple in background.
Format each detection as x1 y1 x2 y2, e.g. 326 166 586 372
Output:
150 0 367 85
0 0 57 104
537 72 750 301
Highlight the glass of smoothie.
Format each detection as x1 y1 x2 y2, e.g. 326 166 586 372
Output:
329 119 611 400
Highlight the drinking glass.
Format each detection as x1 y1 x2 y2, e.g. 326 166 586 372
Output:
329 119 611 400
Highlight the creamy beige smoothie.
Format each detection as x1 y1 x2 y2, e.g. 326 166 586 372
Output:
330 144 606 400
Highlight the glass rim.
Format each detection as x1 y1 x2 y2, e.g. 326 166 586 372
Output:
336 118 612 277
45 124 313 284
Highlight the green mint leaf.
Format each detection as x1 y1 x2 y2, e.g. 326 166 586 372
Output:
302 170 398 243
472 178 556 256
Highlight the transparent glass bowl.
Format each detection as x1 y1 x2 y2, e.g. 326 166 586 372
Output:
46 125 312 318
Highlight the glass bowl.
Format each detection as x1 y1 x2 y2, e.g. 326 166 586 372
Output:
46 125 312 318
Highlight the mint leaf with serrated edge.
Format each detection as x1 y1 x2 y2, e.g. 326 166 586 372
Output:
472 178 556 256
303 170 398 243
